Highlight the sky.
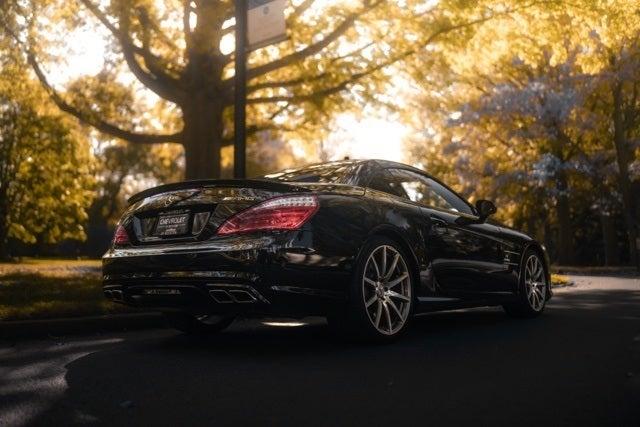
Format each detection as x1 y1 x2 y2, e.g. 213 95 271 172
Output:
44 5 409 165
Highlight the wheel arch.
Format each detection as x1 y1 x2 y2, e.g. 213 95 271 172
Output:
362 224 422 290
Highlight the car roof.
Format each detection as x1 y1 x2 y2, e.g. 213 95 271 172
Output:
298 159 417 170
266 159 430 180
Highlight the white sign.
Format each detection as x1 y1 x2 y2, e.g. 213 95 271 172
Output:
248 0 287 51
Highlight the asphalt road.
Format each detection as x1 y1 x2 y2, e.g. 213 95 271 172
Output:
1 275 639 427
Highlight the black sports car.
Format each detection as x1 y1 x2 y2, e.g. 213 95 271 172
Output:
103 159 551 341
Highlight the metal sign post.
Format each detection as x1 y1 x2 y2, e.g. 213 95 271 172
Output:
234 0 287 179
233 0 248 179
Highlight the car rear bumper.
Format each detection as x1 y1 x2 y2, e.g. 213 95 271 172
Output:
102 231 353 317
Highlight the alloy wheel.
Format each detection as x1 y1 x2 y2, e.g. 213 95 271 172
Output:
362 245 412 335
524 254 546 311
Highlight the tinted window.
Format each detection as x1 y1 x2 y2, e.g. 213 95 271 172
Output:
368 169 407 198
263 162 357 184
373 168 474 215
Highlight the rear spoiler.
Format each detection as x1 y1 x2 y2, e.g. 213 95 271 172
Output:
127 179 310 205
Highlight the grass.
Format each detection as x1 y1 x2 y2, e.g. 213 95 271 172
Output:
0 258 132 321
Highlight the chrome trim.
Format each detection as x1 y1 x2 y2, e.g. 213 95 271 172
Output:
209 290 234 303
228 290 257 303
104 271 260 282
161 271 259 281
206 283 270 304
104 236 276 257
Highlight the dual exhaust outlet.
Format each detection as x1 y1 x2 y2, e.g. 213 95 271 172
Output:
208 289 258 304
104 285 266 304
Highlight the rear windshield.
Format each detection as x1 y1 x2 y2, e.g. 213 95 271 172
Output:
262 162 357 184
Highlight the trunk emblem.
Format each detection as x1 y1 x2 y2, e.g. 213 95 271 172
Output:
164 195 178 206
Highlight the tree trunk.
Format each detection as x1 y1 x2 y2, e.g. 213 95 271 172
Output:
181 95 224 180
0 192 9 260
555 169 573 265
543 217 552 258
600 213 619 266
612 82 639 269
0 223 9 261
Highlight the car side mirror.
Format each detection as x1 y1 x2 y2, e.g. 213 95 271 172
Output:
475 199 497 222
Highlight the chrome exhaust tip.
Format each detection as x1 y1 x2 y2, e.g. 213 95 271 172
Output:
228 290 257 303
209 290 234 304
207 285 267 304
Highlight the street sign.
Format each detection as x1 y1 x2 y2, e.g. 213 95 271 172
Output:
235 0 288 179
248 0 287 51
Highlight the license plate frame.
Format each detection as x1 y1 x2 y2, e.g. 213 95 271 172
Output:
154 212 190 237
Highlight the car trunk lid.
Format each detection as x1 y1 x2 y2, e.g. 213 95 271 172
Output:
125 180 310 245
122 179 365 245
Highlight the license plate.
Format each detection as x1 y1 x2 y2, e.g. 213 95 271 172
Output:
155 212 189 236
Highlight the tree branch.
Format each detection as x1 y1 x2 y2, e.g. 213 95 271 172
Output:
291 0 316 19
183 0 192 53
244 42 375 94
135 7 184 79
79 0 185 104
246 48 419 105
234 0 384 83
247 73 330 93
26 50 182 145
221 121 304 146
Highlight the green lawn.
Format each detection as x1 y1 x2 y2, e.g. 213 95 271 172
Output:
0 258 132 321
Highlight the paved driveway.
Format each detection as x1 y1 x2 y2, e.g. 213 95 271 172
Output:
1 275 639 426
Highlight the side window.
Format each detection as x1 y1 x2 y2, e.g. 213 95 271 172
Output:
386 169 474 215
367 170 408 198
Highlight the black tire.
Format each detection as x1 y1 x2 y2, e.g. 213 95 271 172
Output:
328 235 415 343
503 249 548 318
163 313 235 335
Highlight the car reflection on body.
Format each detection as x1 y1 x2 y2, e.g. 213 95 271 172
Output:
103 160 551 342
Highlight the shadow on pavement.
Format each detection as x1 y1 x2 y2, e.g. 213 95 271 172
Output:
4 288 639 426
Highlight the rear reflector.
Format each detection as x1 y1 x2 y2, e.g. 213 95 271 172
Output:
217 195 318 235
113 225 130 245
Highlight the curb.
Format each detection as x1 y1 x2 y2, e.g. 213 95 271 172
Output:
551 267 640 277
0 312 166 341
551 282 576 289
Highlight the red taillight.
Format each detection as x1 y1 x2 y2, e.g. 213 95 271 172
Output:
113 225 130 245
217 195 319 235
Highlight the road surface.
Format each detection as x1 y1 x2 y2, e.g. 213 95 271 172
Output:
1 275 639 426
